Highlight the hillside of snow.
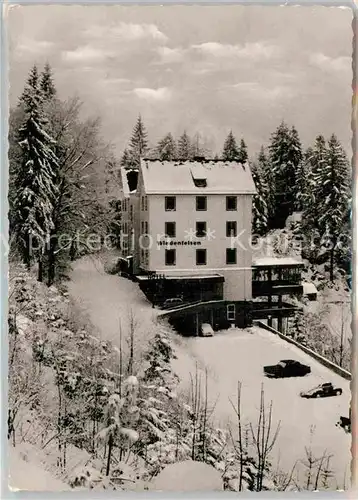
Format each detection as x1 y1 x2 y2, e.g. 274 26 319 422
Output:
7 247 351 492
8 444 70 492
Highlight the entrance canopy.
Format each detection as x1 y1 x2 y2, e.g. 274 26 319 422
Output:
252 257 304 269
137 273 224 282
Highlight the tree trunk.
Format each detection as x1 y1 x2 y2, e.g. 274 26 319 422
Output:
47 232 57 286
69 239 77 261
106 434 113 476
330 247 334 282
37 254 43 282
24 237 31 270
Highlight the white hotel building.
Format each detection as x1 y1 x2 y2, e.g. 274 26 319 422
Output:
119 159 306 333
119 159 256 320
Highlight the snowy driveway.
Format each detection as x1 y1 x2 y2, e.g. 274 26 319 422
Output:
173 327 351 489
69 256 351 488
68 255 157 346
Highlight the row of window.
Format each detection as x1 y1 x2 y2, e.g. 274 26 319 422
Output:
141 196 148 211
140 248 149 266
122 198 129 212
165 220 238 238
141 221 149 234
164 248 237 266
165 195 238 212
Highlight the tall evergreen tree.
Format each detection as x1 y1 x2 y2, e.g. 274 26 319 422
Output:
289 126 302 172
190 132 211 159
301 136 326 237
257 146 274 219
295 148 311 211
155 133 177 160
268 122 302 227
13 66 59 276
128 115 149 169
40 62 56 100
19 65 39 104
222 131 239 161
313 134 350 281
177 131 192 160
238 138 248 164
120 148 135 169
251 161 268 235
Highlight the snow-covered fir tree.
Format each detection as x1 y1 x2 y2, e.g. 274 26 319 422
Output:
190 132 211 159
19 65 39 104
222 131 239 161
177 131 192 160
289 126 302 172
251 161 268 235
40 62 56 100
301 136 326 238
312 134 350 280
13 66 59 275
268 121 302 227
127 115 149 169
257 146 273 215
120 148 134 169
295 148 311 211
238 138 248 164
155 133 177 160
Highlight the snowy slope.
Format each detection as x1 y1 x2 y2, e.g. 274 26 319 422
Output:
68 254 157 350
8 446 70 492
68 254 351 490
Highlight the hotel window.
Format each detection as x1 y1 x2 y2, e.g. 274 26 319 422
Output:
165 222 176 238
144 196 148 211
165 196 176 211
226 196 237 211
226 248 237 265
196 196 207 211
227 304 236 321
145 221 148 234
196 249 207 266
141 221 144 234
226 221 237 237
130 204 133 221
122 199 126 212
196 221 207 238
165 249 176 266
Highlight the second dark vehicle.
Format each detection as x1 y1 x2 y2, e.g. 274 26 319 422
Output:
264 359 311 378
300 382 342 398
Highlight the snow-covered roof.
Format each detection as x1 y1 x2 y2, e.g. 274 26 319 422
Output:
120 168 138 196
252 257 304 267
140 159 256 195
120 168 130 196
303 282 318 295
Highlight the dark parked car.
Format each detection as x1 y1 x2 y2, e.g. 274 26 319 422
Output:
300 382 342 399
162 297 184 309
264 359 311 378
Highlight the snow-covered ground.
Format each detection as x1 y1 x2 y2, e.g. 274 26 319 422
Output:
172 327 351 488
68 255 351 489
8 445 70 492
68 254 157 347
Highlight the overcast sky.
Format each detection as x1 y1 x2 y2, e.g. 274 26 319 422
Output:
8 4 352 157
